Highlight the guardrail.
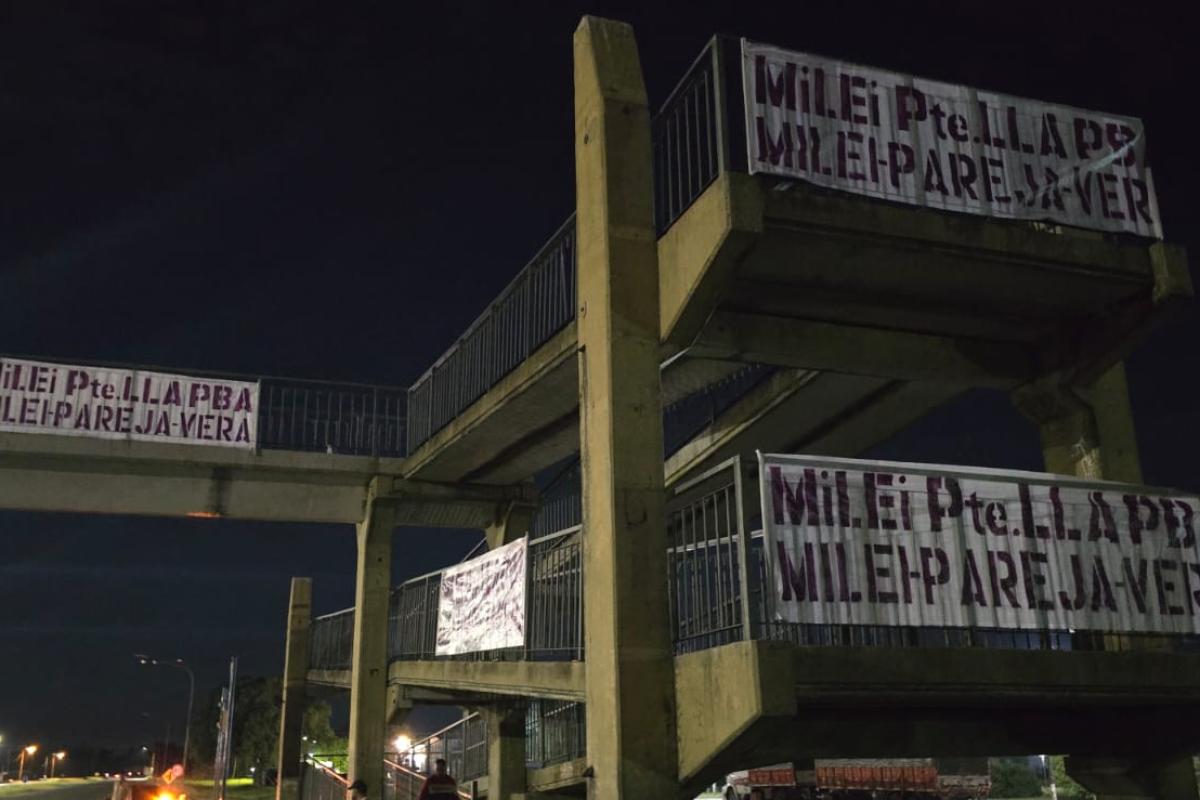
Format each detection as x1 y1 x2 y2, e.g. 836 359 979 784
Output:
299 755 348 800
309 607 355 672
525 699 586 769
652 36 745 234
405 217 577 452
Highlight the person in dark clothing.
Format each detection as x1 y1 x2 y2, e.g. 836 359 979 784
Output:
346 779 368 800
417 759 458 799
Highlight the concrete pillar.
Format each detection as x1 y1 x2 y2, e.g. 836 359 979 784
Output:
1013 361 1142 483
348 480 396 796
574 15 679 800
1014 360 1144 652
485 704 528 800
1066 755 1199 800
486 500 535 550
275 577 312 800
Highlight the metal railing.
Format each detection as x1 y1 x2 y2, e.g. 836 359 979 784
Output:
406 217 577 452
387 526 584 662
389 714 488 795
299 756 348 800
652 36 745 234
525 699 586 769
309 607 355 672
259 378 407 457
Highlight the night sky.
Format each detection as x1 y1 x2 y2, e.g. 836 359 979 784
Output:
1 0 1197 761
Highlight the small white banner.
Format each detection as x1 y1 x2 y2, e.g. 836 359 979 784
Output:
0 357 258 450
742 40 1162 237
436 537 527 655
760 454 1200 634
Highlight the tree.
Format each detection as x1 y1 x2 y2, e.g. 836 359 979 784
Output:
190 675 343 777
990 758 1044 799
1050 756 1095 800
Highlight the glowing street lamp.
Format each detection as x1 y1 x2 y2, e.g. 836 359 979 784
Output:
18 745 38 782
50 751 66 779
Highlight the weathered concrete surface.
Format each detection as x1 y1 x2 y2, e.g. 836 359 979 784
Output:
575 15 678 800
674 642 796 790
658 172 763 348
385 660 585 702
403 323 580 484
347 484 394 795
486 704 528 800
526 758 588 795
275 578 312 800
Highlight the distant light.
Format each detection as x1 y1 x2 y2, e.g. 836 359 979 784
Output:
25 745 38 755
187 511 222 519
249 767 256 773
393 735 412 753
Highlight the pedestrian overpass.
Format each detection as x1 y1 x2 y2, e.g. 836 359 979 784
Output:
2 14 1197 800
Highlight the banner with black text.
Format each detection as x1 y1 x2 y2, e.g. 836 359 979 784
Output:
743 40 1162 237
760 454 1200 634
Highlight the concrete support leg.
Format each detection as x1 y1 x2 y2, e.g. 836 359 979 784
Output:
574 16 679 800
1013 361 1142 483
1066 755 1199 800
485 704 528 800
275 577 312 800
348 481 396 797
486 500 535 550
1014 360 1145 651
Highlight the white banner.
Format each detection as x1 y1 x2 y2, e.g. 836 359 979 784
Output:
742 40 1162 238
436 537 527 655
0 358 258 450
760 454 1200 634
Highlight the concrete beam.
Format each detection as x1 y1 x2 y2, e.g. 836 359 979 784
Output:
388 659 585 702
402 324 579 484
657 171 763 348
691 311 1038 388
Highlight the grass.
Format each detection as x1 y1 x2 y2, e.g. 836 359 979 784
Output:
0 779 106 797
181 779 272 800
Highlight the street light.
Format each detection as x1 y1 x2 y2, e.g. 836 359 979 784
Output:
50 751 66 779
134 654 195 775
18 744 38 782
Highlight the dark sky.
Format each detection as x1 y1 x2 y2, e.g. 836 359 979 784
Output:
1 0 1197 758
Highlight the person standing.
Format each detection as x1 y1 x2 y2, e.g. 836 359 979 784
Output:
417 759 458 799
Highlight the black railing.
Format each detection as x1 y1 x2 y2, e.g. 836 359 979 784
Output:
259 378 407 458
652 36 745 234
406 217 577 452
309 608 355 672
525 699 586 769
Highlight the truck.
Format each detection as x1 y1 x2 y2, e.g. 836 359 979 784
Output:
724 758 991 800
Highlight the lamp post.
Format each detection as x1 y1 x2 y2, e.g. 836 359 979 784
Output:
50 751 65 779
134 654 195 774
18 745 37 782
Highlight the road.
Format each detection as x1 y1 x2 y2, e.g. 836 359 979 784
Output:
0 780 110 800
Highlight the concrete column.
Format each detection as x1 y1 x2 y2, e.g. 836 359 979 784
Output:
1066 755 1199 800
574 15 679 800
348 480 396 796
485 704 528 800
1014 361 1144 652
275 577 312 800
1013 361 1142 483
486 500 535 550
